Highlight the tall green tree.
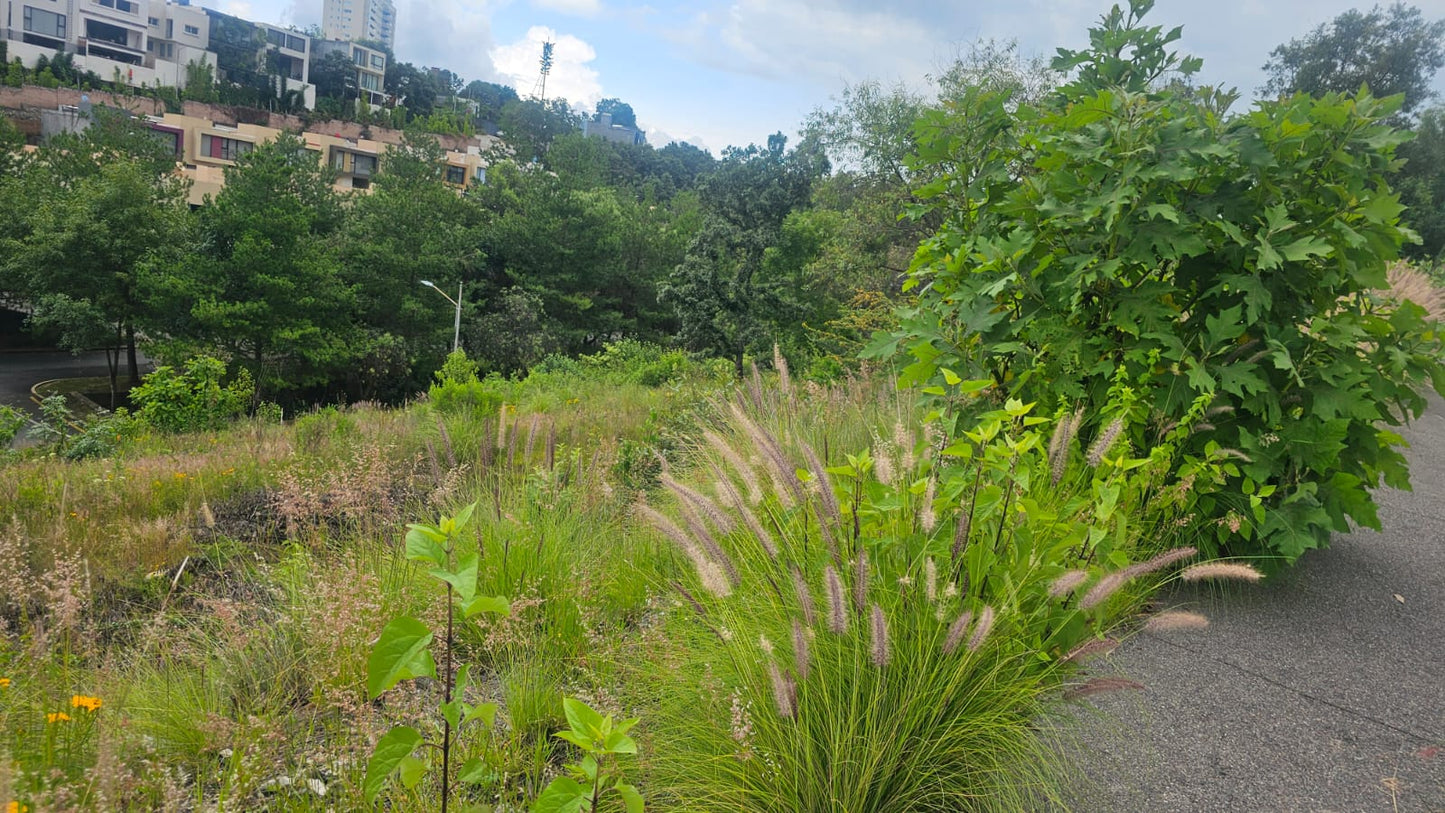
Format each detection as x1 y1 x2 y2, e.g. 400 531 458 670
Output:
659 134 819 374
341 131 481 398
594 97 637 128
1262 3 1445 115
0 110 186 395
12 160 189 401
159 133 358 398
1396 105 1445 258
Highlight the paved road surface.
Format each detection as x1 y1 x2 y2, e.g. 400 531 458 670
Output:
1067 406 1445 811
0 350 122 416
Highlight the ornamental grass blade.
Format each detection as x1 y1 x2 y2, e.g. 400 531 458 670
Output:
367 616 436 698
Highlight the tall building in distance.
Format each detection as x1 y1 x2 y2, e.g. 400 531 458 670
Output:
321 0 395 50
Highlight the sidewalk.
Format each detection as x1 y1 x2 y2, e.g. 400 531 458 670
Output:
1067 406 1445 811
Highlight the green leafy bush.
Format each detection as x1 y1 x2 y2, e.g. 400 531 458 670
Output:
131 356 253 434
429 349 511 417
0 404 26 448
883 0 1445 562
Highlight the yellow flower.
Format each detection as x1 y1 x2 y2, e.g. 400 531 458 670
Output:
173 472 188 480
46 712 71 723
10 800 29 813
71 695 102 712
0 678 10 688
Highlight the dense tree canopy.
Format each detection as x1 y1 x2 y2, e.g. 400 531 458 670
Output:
1262 3 1445 115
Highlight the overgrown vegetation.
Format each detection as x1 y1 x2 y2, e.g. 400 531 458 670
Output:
2 1 1444 810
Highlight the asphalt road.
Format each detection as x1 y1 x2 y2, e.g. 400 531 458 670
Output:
0 349 126 416
1065 406 1445 811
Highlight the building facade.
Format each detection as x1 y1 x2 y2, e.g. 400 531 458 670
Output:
134 110 495 205
311 38 385 108
581 111 645 146
1 0 217 90
0 1 317 108
320 0 393 51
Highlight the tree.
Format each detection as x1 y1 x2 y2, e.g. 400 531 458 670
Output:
594 97 636 128
887 0 1442 562
0 109 187 398
1262 3 1445 115
1396 105 1445 258
312 50 358 103
341 132 481 398
14 160 189 402
497 98 579 162
158 133 359 399
659 134 818 374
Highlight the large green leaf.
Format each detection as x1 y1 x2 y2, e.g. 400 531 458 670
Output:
533 777 588 813
363 725 423 802
366 616 436 698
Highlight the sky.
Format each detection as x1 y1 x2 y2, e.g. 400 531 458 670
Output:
197 0 1445 155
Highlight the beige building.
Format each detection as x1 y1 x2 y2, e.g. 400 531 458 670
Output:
141 111 495 205
312 38 386 108
320 0 393 51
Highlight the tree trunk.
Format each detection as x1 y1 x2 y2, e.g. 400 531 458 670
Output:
125 324 140 386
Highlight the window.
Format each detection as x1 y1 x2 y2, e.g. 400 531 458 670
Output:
97 0 137 13
184 24 199 36
474 166 486 185
287 34 305 52
370 54 384 69
22 6 66 40
266 29 284 47
150 128 181 156
166 19 172 38
352 48 365 65
352 154 377 176
148 16 158 26
445 165 465 185
147 40 174 59
359 72 381 91
331 150 346 170
201 134 252 161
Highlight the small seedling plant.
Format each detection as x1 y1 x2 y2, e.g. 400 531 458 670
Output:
533 697 643 813
364 501 511 812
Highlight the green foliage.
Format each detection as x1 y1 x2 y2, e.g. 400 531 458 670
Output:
644 393 1204 810
883 0 1445 561
660 134 821 374
429 350 509 416
533 697 643 813
364 502 510 809
27 395 141 460
1395 105 1445 258
594 98 637 129
156 132 360 398
130 356 254 434
0 404 26 448
1262 2 1445 116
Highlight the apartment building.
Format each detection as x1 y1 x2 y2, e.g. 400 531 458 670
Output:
311 38 386 108
1 0 216 89
320 0 393 51
1 1 316 108
138 111 494 204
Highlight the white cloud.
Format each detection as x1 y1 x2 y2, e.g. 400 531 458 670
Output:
669 0 943 87
531 0 603 17
394 0 503 82
641 121 711 154
491 26 603 108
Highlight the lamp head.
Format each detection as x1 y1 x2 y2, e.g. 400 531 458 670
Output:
420 280 436 288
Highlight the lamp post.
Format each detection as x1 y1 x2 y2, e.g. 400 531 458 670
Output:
421 280 463 353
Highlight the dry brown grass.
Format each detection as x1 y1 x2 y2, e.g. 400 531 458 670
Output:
1383 260 1445 322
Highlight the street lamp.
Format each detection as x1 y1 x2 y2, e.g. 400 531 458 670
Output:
420 280 463 353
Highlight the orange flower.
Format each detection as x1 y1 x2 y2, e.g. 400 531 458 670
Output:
46 712 71 723
10 800 30 813
0 678 11 688
71 695 102 712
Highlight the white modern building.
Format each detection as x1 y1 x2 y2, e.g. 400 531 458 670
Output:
0 1 318 107
1 0 216 90
321 0 393 51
